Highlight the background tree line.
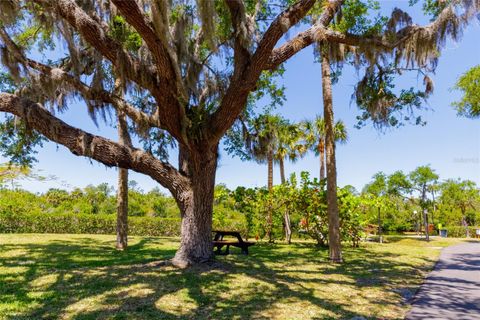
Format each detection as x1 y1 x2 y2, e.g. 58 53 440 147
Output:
2 163 479 242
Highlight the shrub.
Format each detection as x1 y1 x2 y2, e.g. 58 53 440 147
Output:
0 211 182 236
0 211 248 238
443 226 479 238
213 216 249 237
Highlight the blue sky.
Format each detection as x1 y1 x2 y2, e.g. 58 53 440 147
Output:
2 2 480 194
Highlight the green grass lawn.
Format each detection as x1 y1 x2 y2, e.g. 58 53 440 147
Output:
0 234 466 320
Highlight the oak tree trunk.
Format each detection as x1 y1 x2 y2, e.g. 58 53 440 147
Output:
319 139 326 181
321 48 343 263
172 144 218 267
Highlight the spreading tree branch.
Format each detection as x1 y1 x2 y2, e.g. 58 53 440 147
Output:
266 27 418 68
0 27 159 128
266 2 463 69
26 59 159 128
31 0 187 144
259 0 344 71
208 0 344 142
0 93 190 198
30 0 157 93
225 0 252 79
110 0 187 100
251 0 319 68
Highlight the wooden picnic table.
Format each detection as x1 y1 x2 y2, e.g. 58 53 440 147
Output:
212 230 254 255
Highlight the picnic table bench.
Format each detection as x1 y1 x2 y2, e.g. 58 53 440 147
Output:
212 230 255 255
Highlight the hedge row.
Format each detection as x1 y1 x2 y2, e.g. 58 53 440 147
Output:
443 226 480 238
0 211 249 237
0 211 181 236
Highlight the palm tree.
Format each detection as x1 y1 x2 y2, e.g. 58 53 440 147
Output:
274 122 307 243
246 114 284 189
320 47 343 263
275 122 307 184
245 114 285 242
303 116 348 181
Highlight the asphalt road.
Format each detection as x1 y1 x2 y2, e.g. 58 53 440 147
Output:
405 242 480 320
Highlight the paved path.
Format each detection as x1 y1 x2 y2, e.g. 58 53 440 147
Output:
406 242 480 320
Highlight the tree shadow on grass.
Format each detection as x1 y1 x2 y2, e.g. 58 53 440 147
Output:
0 235 437 320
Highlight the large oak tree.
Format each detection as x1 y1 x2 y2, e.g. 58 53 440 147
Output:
0 0 477 266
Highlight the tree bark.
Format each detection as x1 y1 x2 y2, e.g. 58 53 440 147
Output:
116 166 129 250
319 139 326 181
172 144 218 268
423 208 429 241
279 156 292 242
116 111 131 250
268 152 274 191
267 152 274 242
279 157 286 184
416 213 420 235
284 208 292 244
114 74 132 251
321 48 343 263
